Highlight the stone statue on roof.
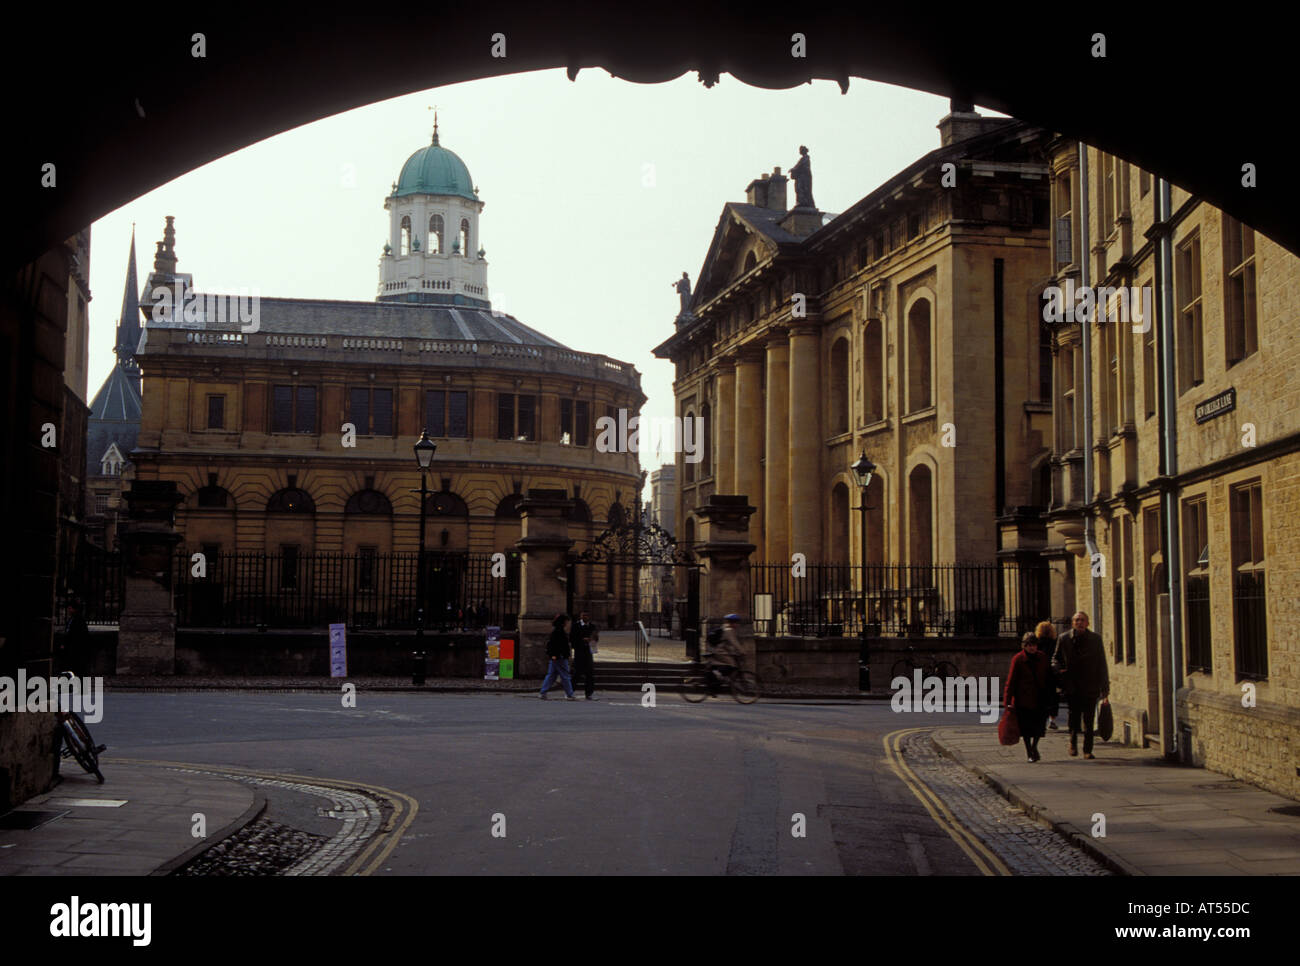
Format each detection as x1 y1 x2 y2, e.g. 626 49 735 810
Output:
672 272 693 315
791 145 815 209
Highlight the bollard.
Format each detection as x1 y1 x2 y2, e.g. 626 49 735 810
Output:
412 650 427 686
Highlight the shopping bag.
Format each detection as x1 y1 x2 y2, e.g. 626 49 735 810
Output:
998 707 1020 746
1097 699 1114 741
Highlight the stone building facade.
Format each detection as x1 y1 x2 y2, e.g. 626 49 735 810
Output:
655 108 1055 575
1040 139 1300 797
129 132 644 581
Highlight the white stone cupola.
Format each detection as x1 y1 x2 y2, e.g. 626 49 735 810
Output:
377 116 490 308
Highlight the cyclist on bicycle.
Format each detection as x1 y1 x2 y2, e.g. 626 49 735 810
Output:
704 614 744 688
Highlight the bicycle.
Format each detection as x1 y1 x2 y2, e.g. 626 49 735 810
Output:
54 672 106 783
889 646 960 683
681 657 761 704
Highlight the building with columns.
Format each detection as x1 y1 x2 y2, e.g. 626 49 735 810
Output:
129 127 644 577
1040 138 1300 797
655 107 1054 575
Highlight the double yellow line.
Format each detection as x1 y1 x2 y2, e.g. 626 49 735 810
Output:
116 758 419 876
881 729 1010 876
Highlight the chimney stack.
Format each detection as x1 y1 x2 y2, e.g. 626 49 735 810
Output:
745 166 788 212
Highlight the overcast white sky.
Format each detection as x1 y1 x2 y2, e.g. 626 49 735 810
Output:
88 68 976 472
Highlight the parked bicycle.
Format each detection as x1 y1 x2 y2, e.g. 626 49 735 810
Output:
681 658 761 704
889 646 961 683
54 672 105 783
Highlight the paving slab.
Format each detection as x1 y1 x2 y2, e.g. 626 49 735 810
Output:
0 761 260 876
931 725 1300 876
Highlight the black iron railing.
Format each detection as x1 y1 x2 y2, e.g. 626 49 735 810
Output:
171 551 516 631
749 560 1049 639
56 546 124 627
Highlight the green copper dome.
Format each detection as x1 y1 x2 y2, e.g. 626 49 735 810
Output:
395 133 476 201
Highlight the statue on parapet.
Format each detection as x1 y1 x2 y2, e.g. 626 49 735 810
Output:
791 145 815 209
672 271 694 318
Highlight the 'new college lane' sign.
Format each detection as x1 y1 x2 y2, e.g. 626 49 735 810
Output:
1194 387 1236 424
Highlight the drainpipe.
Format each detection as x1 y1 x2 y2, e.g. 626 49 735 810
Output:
1077 143 1101 617
1154 177 1183 759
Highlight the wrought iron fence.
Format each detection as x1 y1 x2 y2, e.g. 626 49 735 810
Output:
749 560 1050 639
172 551 516 631
56 546 124 627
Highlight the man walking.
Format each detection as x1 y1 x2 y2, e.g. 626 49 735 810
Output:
540 613 577 701
570 610 599 700
1051 611 1110 758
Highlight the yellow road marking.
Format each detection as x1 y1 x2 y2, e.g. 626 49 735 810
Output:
113 758 419 876
881 729 1011 876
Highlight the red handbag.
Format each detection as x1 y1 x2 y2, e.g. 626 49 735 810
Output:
998 706 1021 745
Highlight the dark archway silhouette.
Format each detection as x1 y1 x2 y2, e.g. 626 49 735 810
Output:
8 11 1295 268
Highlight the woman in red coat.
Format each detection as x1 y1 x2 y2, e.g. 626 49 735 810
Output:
1005 632 1052 761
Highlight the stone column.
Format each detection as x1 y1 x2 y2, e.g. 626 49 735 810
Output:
733 347 765 547
116 480 183 675
695 494 758 668
764 331 790 564
516 488 574 678
713 358 736 494
787 322 823 559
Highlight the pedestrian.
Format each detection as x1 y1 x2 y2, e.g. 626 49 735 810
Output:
570 610 599 700
539 613 577 701
1035 620 1061 730
1004 632 1052 761
1051 611 1110 759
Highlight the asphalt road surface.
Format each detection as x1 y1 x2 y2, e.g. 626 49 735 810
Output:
99 690 993 874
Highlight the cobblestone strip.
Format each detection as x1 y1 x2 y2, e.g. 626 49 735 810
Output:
170 769 386 876
901 732 1112 876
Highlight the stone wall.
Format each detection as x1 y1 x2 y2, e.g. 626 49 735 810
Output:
1180 688 1300 801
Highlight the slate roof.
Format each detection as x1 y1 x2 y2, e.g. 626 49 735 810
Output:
87 365 141 468
145 296 570 349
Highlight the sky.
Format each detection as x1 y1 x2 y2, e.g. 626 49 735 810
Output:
87 67 981 473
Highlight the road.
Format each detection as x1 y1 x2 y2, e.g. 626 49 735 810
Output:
99 690 994 874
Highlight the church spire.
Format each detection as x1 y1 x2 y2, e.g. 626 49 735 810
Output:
115 228 141 378
432 109 440 146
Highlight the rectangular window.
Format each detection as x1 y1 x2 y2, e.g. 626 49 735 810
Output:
497 393 514 440
207 394 225 429
1231 481 1267 681
1183 497 1211 673
447 391 468 437
94 492 109 514
560 398 573 445
1223 214 1258 366
349 388 370 436
516 395 536 441
1123 515 1135 665
295 386 316 434
1101 153 1116 228
371 389 393 436
425 390 445 436
575 400 590 447
1176 232 1204 394
272 385 294 433
1054 170 1073 266
1142 276 1156 419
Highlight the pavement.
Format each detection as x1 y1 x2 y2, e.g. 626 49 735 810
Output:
0 761 260 875
931 724 1300 875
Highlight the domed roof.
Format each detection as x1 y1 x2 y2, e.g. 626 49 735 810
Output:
395 131 476 201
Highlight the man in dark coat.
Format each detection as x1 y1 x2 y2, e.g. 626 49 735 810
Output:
570 611 599 700
1051 611 1110 758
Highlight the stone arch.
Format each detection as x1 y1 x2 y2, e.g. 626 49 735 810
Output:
907 462 935 567
829 335 850 435
429 213 444 254
400 215 411 256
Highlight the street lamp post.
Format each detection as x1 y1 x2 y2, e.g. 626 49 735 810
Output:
851 451 876 690
412 432 437 671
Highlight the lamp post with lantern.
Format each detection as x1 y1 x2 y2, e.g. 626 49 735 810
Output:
851 451 877 688
412 432 437 664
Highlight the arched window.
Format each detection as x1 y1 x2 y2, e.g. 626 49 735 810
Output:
863 474 885 565
494 494 523 518
908 465 933 567
425 491 469 516
829 336 849 434
607 502 626 529
429 214 444 254
863 320 883 423
400 216 411 256
344 489 393 515
267 488 315 513
831 482 850 564
460 218 470 256
566 498 591 523
907 299 932 412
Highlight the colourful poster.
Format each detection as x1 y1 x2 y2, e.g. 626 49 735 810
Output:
328 623 347 678
485 626 500 680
